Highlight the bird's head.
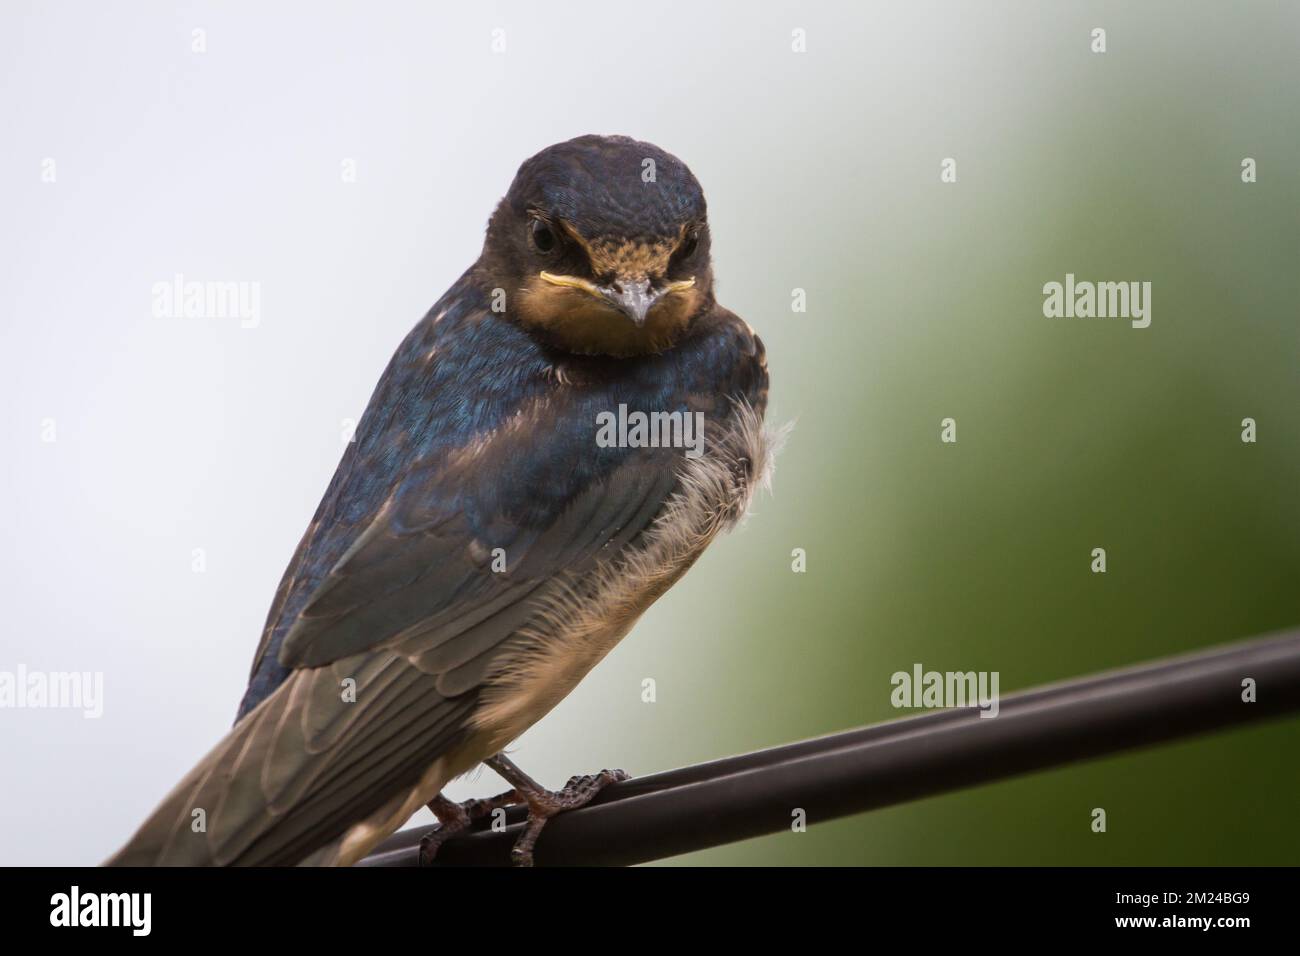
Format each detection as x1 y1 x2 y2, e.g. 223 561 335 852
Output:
480 135 712 358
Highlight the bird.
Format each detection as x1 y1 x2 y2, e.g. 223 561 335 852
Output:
107 134 774 867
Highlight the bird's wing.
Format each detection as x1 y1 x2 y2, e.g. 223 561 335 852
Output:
105 442 676 866
274 395 682 691
109 289 762 866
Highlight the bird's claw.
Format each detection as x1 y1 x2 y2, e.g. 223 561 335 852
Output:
509 767 629 867
419 789 518 866
421 758 629 866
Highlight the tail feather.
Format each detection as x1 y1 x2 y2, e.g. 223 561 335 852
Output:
105 653 473 866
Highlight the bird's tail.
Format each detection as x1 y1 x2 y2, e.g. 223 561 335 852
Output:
105 653 473 866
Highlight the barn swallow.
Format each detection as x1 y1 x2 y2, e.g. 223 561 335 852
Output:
107 134 773 867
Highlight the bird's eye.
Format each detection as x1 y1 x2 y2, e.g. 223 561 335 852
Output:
530 219 557 253
677 229 699 260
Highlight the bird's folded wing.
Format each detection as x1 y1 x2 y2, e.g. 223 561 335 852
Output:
108 441 683 865
279 437 680 689
111 333 698 863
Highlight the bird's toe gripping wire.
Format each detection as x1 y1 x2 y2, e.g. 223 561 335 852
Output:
419 754 628 866
419 788 520 865
494 755 630 867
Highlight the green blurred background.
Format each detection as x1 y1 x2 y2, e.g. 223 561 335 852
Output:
513 2 1300 864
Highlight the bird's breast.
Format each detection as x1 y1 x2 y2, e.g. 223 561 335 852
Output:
467 400 774 755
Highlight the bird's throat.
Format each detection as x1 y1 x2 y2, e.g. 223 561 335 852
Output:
513 276 702 357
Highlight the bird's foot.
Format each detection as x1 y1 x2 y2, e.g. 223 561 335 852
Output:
486 753 629 867
419 788 520 865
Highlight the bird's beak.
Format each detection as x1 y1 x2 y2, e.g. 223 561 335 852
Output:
601 277 656 327
540 272 696 327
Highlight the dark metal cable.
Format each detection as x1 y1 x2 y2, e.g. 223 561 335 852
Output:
359 628 1300 867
